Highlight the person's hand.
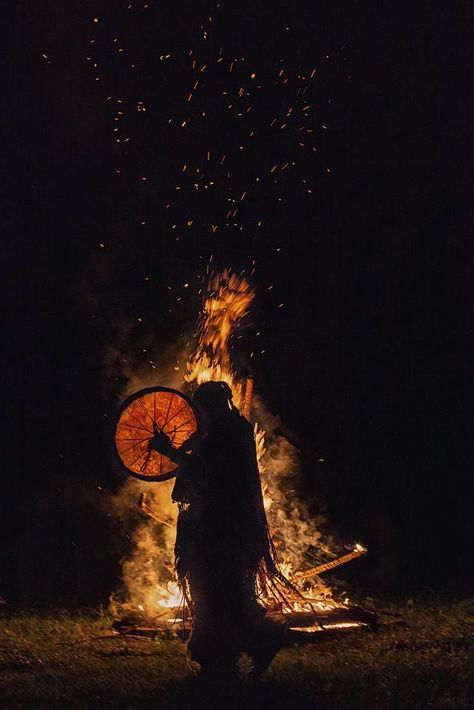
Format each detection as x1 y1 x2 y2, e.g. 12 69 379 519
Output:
148 423 173 456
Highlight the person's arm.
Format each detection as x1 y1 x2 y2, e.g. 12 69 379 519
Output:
147 428 189 464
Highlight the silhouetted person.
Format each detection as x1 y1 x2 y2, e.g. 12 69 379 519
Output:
149 380 288 680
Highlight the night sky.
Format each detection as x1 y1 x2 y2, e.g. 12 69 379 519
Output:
3 1 470 604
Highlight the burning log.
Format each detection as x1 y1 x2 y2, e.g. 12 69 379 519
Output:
243 377 254 419
287 625 370 644
283 605 377 631
291 545 367 582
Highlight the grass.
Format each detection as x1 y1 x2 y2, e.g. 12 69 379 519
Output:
0 598 472 709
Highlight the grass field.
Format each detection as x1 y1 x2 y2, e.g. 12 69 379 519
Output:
0 598 472 709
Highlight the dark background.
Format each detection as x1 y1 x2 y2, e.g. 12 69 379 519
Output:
3 1 471 605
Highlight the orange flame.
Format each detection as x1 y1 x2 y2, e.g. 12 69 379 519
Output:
185 269 254 407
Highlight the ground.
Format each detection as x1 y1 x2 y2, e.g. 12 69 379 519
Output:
0 598 472 709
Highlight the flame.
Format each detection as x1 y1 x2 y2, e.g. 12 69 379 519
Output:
185 269 254 407
184 272 277 516
156 581 182 609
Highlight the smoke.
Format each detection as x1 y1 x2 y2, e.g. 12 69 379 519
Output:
109 475 181 620
107 351 186 621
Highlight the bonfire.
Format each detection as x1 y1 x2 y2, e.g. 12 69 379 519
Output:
111 270 380 639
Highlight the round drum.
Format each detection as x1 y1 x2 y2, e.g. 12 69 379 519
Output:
115 386 199 482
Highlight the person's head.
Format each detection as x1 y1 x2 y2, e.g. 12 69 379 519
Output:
192 380 234 424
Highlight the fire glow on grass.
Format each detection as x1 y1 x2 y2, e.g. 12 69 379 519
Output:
110 270 361 622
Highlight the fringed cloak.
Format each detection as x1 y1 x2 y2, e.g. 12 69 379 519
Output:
171 408 288 608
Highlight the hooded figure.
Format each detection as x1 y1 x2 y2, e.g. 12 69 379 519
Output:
149 380 289 679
